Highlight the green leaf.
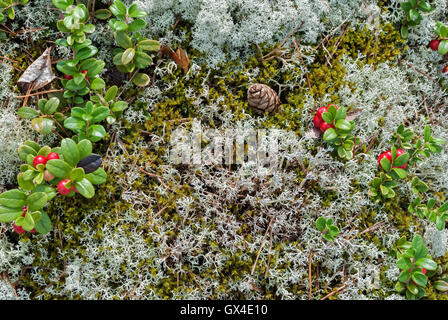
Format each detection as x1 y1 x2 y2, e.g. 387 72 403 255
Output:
128 4 146 18
87 125 106 142
114 31 133 49
316 217 326 232
70 167 85 181
121 48 135 65
61 138 80 167
438 40 448 55
91 106 110 123
52 0 73 11
392 168 407 179
380 158 391 172
400 2 411 11
417 1 433 12
0 189 27 208
90 78 105 90
64 117 86 132
105 86 118 101
401 25 409 39
334 107 347 121
415 257 437 271
397 257 412 270
31 117 54 134
109 0 127 17
111 101 128 113
321 111 334 124
399 270 410 283
18 107 39 119
32 184 57 201
86 168 107 185
110 19 128 31
323 128 337 141
335 119 352 131
137 39 160 51
94 9 112 20
132 73 151 87
43 97 59 115
24 140 40 152
409 9 421 22
17 173 35 191
17 211 34 231
407 282 419 295
0 206 23 223
46 159 72 178
134 51 153 69
438 201 448 213
411 271 427 287
128 19 146 32
393 153 409 168
26 192 48 211
424 126 431 142
34 211 51 234
18 145 37 162
74 178 95 199
77 140 92 159
433 280 448 292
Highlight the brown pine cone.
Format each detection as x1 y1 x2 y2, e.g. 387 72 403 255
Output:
247 84 281 115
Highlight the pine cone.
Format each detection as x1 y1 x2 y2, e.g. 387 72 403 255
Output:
247 84 281 115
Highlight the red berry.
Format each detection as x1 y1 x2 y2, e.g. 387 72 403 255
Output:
313 114 323 128
421 268 427 275
394 149 408 169
316 106 329 119
377 151 392 167
30 229 37 234
13 223 25 234
57 179 73 195
429 39 440 51
81 70 88 74
33 155 47 168
64 74 73 80
320 122 335 133
443 65 448 75
46 152 59 161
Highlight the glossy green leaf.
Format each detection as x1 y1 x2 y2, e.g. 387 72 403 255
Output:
46 159 72 178
74 178 95 199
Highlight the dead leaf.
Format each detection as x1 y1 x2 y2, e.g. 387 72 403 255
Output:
17 47 56 94
304 127 322 139
160 45 189 73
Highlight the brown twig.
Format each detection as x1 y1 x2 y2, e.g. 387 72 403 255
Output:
320 284 347 300
15 89 64 98
308 250 313 299
292 38 313 99
250 215 275 275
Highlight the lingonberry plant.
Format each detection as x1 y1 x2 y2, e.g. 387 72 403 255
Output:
53 0 106 106
0 138 107 235
315 217 339 242
63 101 109 142
408 197 448 230
17 97 64 135
89 85 128 125
400 0 434 39
314 104 356 160
433 22 448 56
109 0 160 87
370 125 445 202
394 234 437 300
0 0 28 25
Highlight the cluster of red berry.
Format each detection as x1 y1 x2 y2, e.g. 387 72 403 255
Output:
12 207 37 234
313 104 338 132
32 153 78 196
377 149 408 169
429 39 448 75
63 69 88 80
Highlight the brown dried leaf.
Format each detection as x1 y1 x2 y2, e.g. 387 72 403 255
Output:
175 48 189 73
17 47 56 94
160 45 189 73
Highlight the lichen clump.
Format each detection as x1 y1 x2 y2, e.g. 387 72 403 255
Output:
0 0 448 300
